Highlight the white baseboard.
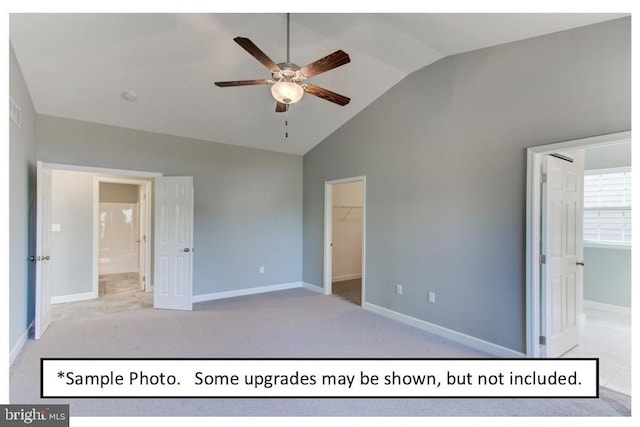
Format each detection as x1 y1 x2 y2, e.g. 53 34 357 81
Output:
363 302 525 358
10 320 33 365
302 282 325 294
193 282 303 303
51 291 98 304
584 300 630 315
332 273 362 282
579 312 587 324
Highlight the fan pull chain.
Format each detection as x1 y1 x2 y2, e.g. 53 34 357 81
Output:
284 109 289 139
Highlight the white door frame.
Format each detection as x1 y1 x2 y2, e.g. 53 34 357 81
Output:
324 176 366 305
525 131 631 357
94 176 153 294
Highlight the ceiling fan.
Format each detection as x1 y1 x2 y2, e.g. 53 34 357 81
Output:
215 13 351 113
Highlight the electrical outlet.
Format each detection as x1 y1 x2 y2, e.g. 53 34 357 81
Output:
396 284 402 295
259 266 264 274
428 291 436 303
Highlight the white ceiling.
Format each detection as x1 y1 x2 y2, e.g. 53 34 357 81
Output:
10 13 627 155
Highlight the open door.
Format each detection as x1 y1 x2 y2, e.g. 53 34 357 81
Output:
541 154 582 357
154 176 193 310
34 161 53 339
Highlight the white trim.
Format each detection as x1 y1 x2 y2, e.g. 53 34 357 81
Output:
584 241 631 250
192 282 303 303
526 130 631 358
51 291 98 304
10 321 33 365
584 300 631 316
324 176 366 306
363 303 524 358
40 162 162 178
332 273 362 282
93 178 100 299
302 282 325 294
584 166 631 175
579 313 587 324
323 182 332 296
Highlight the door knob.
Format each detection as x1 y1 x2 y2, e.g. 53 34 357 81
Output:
44 256 50 261
183 248 190 252
29 256 36 262
576 261 585 266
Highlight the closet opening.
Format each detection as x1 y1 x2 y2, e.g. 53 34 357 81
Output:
323 177 366 306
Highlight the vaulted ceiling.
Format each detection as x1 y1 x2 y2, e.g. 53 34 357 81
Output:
10 13 627 155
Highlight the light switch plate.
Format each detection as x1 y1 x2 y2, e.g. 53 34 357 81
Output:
52 224 61 232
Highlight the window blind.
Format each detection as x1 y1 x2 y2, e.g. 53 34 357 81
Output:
583 169 631 244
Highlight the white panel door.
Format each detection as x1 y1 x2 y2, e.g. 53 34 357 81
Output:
541 155 581 357
35 161 53 339
154 177 193 310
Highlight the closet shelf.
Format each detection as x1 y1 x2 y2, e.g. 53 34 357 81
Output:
333 205 362 220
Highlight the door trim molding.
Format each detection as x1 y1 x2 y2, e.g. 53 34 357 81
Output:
41 162 161 178
324 176 366 306
525 131 630 357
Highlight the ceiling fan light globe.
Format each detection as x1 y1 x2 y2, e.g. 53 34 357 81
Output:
271 82 304 104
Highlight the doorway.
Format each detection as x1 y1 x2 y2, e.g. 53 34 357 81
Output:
525 131 631 393
526 131 631 355
34 162 195 339
45 171 154 323
324 177 366 306
96 178 152 292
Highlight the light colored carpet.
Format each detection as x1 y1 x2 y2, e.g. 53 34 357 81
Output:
10 288 631 416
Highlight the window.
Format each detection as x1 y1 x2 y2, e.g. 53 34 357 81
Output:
583 168 631 245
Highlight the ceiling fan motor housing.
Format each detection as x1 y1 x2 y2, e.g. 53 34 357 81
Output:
272 63 306 84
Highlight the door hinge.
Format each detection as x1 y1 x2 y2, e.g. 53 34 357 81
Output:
143 276 146 283
541 173 547 184
540 254 546 264
539 336 546 345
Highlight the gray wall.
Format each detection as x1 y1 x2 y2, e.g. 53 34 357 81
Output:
9 44 37 353
584 247 631 308
585 143 631 170
583 141 631 308
100 183 138 203
51 170 95 297
36 115 302 296
303 18 631 352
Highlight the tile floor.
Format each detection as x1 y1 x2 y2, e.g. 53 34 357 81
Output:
50 273 153 321
563 305 631 395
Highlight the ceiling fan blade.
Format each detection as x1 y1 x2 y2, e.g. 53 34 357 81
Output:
275 102 289 113
214 79 270 87
299 50 350 78
234 37 280 71
304 84 350 106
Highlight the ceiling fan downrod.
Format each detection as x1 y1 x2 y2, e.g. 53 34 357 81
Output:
286 13 290 63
